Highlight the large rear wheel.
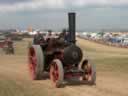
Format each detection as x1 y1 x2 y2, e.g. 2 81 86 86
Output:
28 45 44 80
50 59 64 88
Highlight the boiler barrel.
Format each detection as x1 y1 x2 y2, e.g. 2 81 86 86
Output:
63 44 83 65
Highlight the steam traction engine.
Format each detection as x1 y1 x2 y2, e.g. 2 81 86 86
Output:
28 13 96 87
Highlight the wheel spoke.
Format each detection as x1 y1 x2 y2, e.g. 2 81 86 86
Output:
28 47 37 79
82 62 93 81
50 64 59 82
50 59 64 88
55 72 59 80
54 63 58 70
32 56 37 65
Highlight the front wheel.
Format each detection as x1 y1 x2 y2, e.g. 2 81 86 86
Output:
81 59 96 84
50 59 64 88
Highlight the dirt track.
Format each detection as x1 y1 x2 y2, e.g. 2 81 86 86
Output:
0 38 128 96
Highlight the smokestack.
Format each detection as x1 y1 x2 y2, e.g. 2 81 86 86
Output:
68 12 76 44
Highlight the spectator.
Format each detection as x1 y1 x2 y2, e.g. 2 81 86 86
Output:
33 31 44 44
58 29 70 43
64 31 70 43
58 29 66 39
46 30 53 42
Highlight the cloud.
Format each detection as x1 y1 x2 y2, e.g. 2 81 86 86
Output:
67 0 128 7
0 0 128 13
0 0 30 4
0 0 64 13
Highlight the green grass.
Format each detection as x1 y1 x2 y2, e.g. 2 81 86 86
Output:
14 40 29 55
0 38 128 96
0 78 30 96
0 78 51 96
0 38 69 96
77 38 128 74
94 57 128 72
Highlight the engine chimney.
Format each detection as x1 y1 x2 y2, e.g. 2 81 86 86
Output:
68 12 76 44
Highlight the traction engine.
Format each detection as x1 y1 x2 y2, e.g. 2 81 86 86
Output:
28 13 96 87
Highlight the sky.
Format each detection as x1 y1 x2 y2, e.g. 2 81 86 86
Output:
0 0 128 31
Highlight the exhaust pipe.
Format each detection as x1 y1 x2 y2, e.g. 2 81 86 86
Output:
68 12 76 44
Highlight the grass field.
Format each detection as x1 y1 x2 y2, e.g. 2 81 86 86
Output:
77 38 128 73
0 38 128 96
